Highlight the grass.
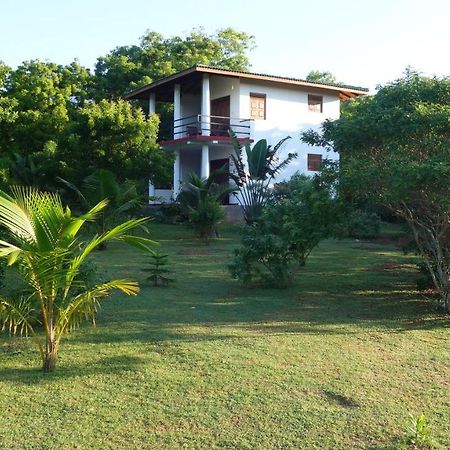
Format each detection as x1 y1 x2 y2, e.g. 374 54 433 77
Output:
0 223 449 449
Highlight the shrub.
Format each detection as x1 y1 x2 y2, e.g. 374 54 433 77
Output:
230 171 342 287
346 210 381 239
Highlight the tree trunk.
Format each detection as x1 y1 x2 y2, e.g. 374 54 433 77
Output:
43 342 58 373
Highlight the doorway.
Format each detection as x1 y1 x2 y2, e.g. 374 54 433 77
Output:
210 96 230 136
209 158 230 205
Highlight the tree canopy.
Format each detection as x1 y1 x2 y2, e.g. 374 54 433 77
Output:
302 70 450 312
0 28 255 194
305 70 340 84
94 27 255 99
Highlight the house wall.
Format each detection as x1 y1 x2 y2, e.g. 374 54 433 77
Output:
210 75 241 119
239 80 340 182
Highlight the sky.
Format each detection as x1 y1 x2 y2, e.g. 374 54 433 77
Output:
1 0 450 92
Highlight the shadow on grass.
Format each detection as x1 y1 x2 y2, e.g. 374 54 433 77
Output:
0 354 147 384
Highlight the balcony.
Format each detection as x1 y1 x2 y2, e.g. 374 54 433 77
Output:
160 114 252 145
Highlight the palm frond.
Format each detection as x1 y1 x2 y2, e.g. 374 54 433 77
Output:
0 295 37 336
57 279 140 334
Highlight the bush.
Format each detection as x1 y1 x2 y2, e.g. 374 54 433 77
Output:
346 210 381 239
230 171 342 287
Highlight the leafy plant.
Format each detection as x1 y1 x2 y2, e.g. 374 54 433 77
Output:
0 187 154 372
178 170 235 240
230 171 341 287
229 132 296 223
141 250 174 286
302 71 450 313
404 414 433 449
346 210 381 239
59 169 144 248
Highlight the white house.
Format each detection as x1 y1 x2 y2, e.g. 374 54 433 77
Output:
125 65 368 204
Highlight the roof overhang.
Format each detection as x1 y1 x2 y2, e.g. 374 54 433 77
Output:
124 65 369 101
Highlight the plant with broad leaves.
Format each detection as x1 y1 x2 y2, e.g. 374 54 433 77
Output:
229 131 296 223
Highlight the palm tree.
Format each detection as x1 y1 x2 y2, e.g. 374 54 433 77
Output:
178 169 236 240
229 132 296 223
59 169 143 248
0 187 154 372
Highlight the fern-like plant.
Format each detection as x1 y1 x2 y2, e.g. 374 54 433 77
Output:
141 250 174 286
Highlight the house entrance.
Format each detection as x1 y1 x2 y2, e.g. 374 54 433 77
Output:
211 96 230 136
210 158 230 205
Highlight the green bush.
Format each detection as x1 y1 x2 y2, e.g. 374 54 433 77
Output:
230 171 342 287
346 210 381 239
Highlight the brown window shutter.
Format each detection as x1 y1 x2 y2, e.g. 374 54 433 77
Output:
308 94 323 113
307 154 322 171
250 93 266 120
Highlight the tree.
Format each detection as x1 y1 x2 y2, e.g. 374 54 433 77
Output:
229 133 296 223
0 187 154 372
0 60 167 191
63 99 161 184
94 28 255 99
306 70 339 84
302 71 450 313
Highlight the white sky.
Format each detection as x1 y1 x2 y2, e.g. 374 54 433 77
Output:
1 0 449 92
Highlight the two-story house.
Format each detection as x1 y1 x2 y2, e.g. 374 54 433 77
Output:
125 65 368 204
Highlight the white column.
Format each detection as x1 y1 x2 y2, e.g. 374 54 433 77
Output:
173 84 181 138
173 149 181 199
201 144 209 179
148 93 156 115
201 74 210 136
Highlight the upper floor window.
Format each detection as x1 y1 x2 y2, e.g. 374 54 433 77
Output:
308 94 323 113
250 93 266 120
307 153 322 171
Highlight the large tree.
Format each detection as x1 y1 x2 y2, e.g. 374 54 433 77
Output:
0 61 166 189
302 71 450 313
94 27 255 99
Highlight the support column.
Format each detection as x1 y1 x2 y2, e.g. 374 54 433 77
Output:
173 149 181 199
148 93 156 115
201 144 209 179
201 74 210 136
173 84 181 138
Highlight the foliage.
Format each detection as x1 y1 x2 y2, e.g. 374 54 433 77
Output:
404 414 433 449
178 170 235 240
302 70 450 313
152 202 188 224
95 27 255 99
59 169 144 248
229 132 296 223
306 70 340 84
345 210 381 239
65 99 160 183
0 187 154 372
141 250 174 286
230 171 341 286
0 60 166 190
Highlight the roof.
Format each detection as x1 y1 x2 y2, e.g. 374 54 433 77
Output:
124 64 369 101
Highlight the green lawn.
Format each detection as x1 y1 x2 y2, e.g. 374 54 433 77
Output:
1 224 449 449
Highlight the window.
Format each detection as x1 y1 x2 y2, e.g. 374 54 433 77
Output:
250 93 266 120
308 94 323 113
307 154 322 171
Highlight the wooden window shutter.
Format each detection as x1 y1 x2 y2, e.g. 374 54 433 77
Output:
307 154 322 171
308 94 323 113
250 93 266 120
